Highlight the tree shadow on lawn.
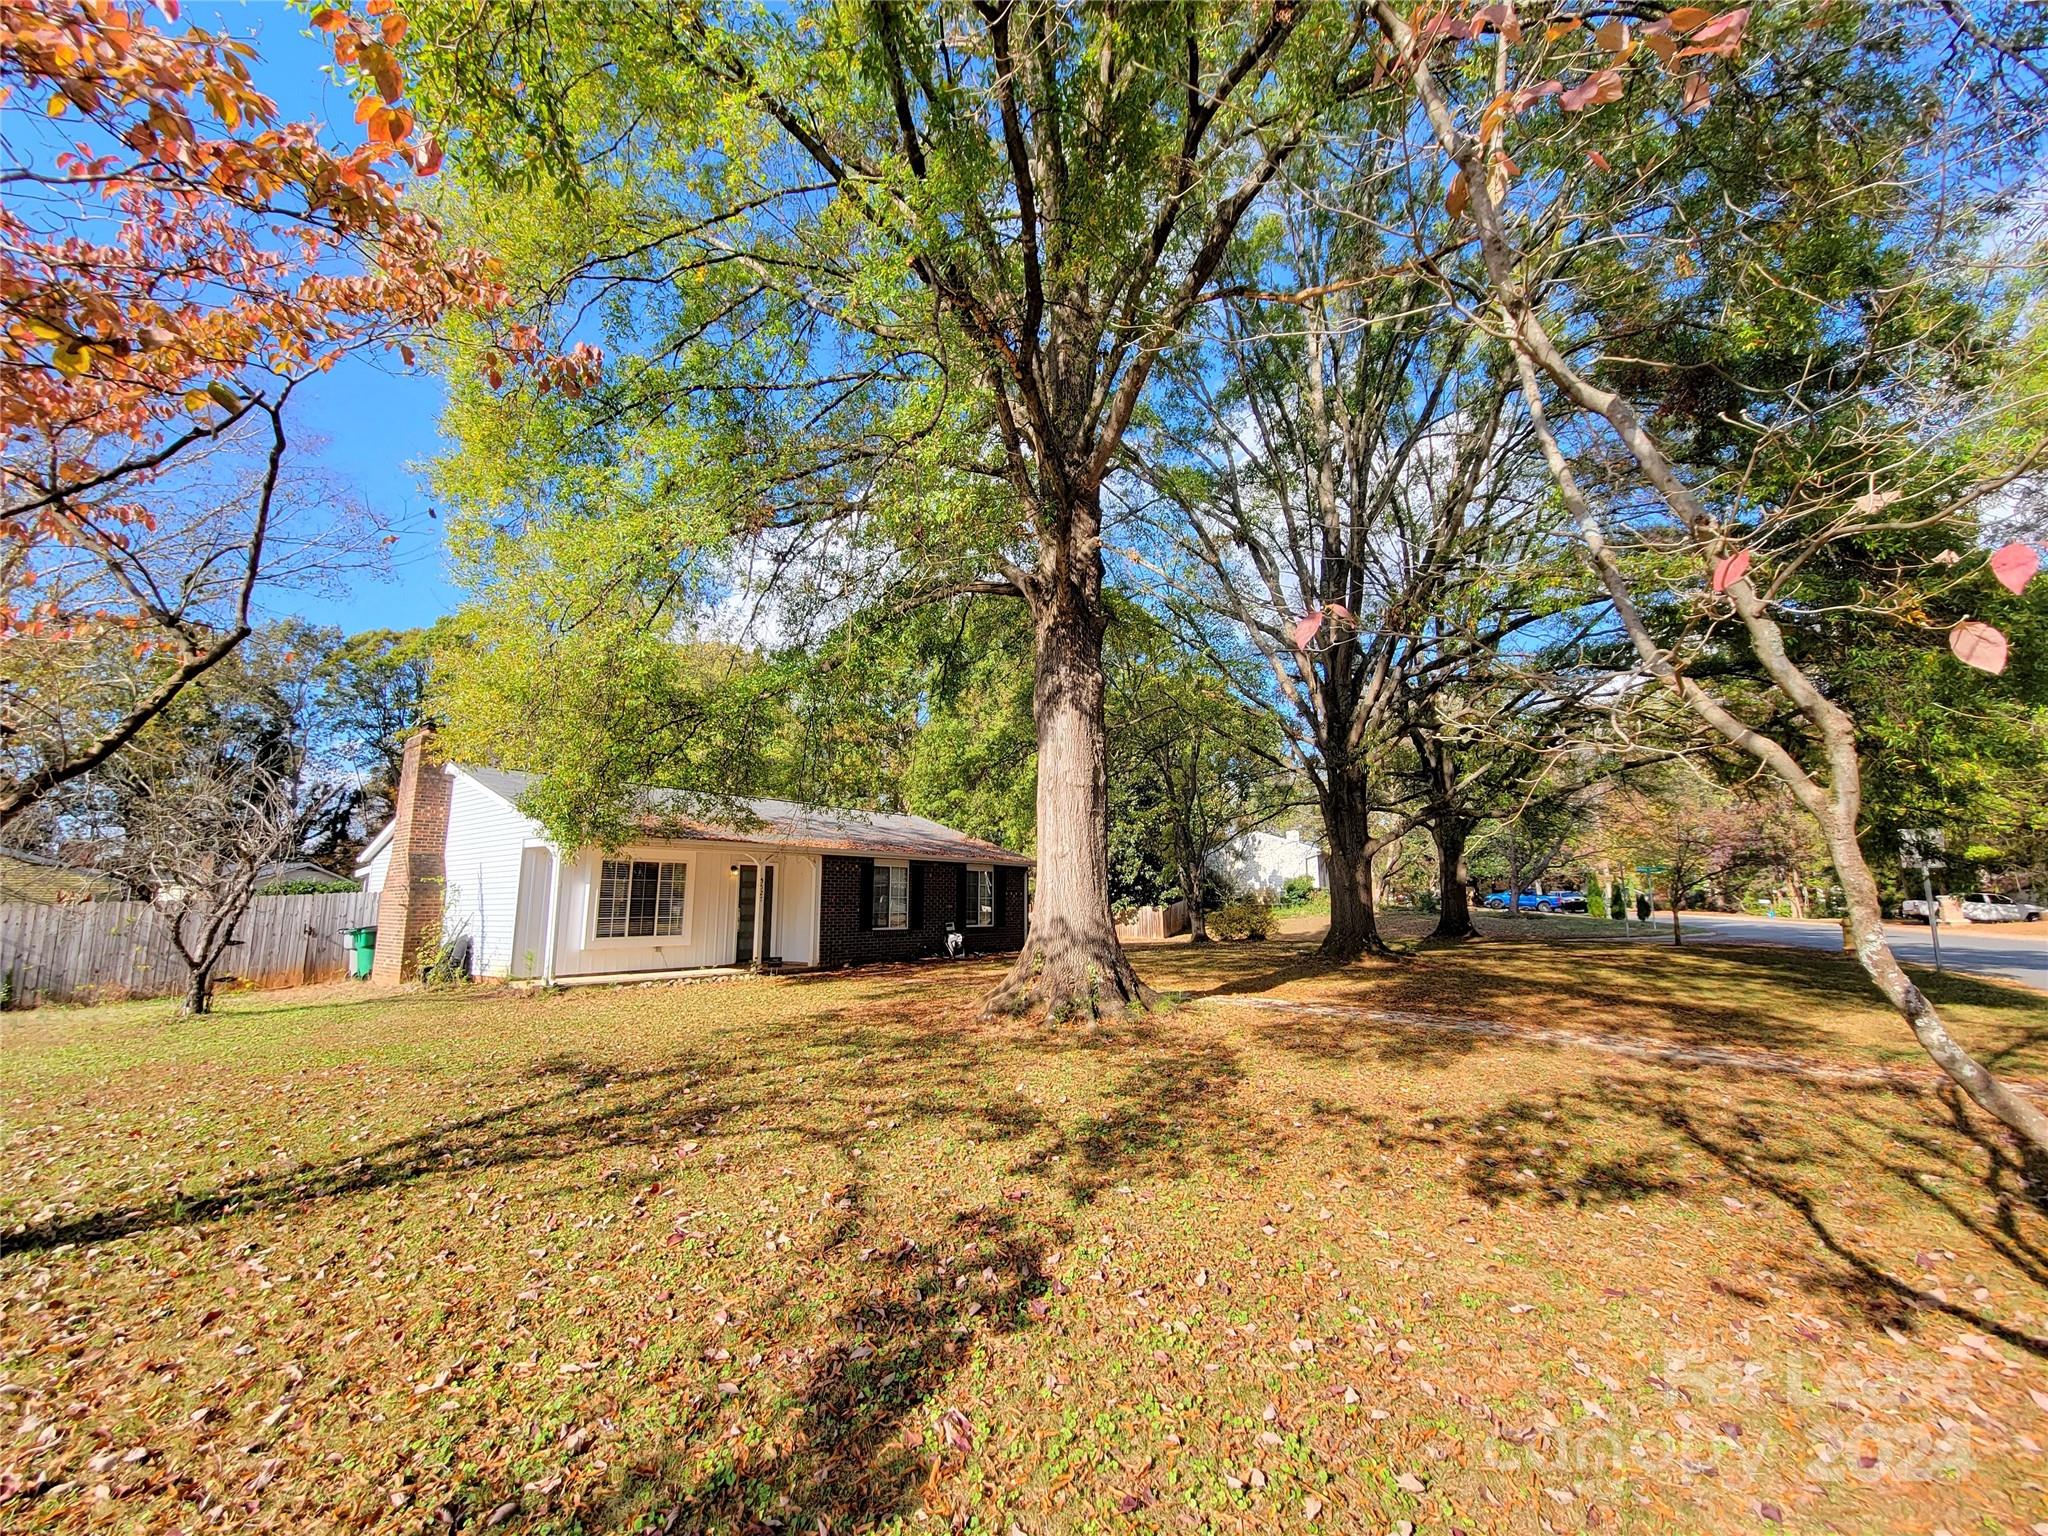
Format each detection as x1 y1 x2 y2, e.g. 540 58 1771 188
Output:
1155 935 2048 1067
0 1000 1005 1258
1006 1036 1255 1204
0 1049 756 1256
581 1200 1064 1535
1447 1073 2048 1358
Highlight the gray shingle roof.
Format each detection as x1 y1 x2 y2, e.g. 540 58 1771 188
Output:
456 765 1032 867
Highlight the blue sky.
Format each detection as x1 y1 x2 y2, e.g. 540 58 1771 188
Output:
197 1 463 635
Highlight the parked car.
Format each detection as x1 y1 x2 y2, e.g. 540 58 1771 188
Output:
1907 892 2041 923
1483 890 1567 913
1962 891 2038 922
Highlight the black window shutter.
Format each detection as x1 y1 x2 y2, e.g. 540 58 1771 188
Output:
857 860 875 928
955 865 969 928
908 864 925 929
992 868 1006 927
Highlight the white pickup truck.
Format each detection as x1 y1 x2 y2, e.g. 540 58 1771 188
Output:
1902 892 2042 923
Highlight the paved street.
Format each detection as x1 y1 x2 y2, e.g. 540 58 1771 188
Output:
1628 910 2048 993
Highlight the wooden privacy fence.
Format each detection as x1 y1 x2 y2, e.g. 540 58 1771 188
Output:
1116 900 1189 942
0 890 380 1008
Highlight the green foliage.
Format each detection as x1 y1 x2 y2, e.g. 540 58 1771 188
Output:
254 879 360 896
431 582 804 851
1208 896 1274 942
1278 874 1316 909
1105 606 1294 909
401 0 1368 873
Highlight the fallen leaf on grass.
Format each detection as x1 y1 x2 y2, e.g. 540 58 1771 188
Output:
1396 1472 1426 1494
939 1407 973 1454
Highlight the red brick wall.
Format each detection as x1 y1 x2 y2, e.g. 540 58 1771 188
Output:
369 732 452 984
817 857 1027 967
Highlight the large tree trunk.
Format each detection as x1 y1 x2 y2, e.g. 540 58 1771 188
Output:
1431 816 1478 940
1319 770 1391 961
1184 862 1211 945
985 596 1153 1018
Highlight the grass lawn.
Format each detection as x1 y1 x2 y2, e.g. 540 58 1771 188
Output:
4 933 2047 1534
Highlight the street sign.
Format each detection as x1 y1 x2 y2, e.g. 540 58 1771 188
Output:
1903 830 1948 974
1901 829 1946 870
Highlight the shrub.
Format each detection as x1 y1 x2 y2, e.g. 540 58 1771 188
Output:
421 938 471 988
1209 896 1274 941
1278 874 1315 908
255 878 361 896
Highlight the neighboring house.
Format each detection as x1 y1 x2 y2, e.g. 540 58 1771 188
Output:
0 846 124 904
356 736 1031 984
1208 829 1323 899
255 859 359 890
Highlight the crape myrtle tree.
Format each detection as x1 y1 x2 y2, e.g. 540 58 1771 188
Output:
1378 1 2048 1149
0 0 510 827
402 0 1378 1018
86 624 344 1015
1132 165 1584 959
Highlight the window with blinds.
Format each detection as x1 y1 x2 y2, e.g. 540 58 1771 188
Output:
872 863 909 930
965 867 994 927
596 859 687 938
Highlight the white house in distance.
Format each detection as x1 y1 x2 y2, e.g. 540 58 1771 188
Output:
356 735 1031 985
1207 828 1324 899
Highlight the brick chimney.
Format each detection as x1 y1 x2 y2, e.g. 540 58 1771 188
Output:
370 730 452 984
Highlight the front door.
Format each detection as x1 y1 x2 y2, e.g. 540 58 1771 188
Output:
735 864 778 965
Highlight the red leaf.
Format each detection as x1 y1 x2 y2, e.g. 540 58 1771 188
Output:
1949 621 2009 675
1586 149 1611 172
1291 613 1322 648
1710 549 1751 593
1473 3 1521 43
1691 7 1751 47
1325 602 1355 627
1561 70 1625 112
1989 541 2039 595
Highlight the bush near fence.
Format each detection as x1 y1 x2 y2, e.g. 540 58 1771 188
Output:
0 890 379 1008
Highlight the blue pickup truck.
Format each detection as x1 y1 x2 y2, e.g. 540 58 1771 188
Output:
1482 890 1588 914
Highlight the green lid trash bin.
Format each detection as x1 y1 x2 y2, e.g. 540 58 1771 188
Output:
347 926 377 980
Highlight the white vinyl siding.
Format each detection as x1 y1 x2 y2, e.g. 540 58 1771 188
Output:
872 862 909 930
548 846 821 976
441 768 550 978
